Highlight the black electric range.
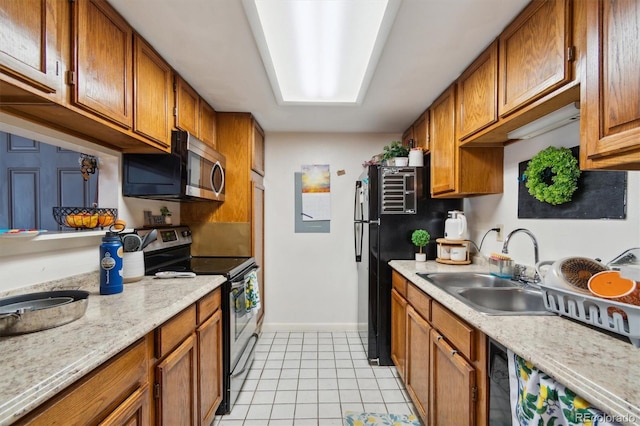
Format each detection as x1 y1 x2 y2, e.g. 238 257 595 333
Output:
137 226 259 415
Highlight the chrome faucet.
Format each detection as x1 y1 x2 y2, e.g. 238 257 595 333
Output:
502 228 540 284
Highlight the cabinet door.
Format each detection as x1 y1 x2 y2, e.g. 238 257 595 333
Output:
199 101 217 149
196 309 222 426
72 0 133 128
458 40 498 140
430 85 457 196
391 289 407 381
402 126 415 148
405 305 431 423
429 329 476 426
252 121 265 176
156 333 197 426
98 386 150 426
0 0 63 94
133 35 172 149
498 0 572 117
252 173 265 325
413 112 429 152
582 0 640 169
175 75 200 136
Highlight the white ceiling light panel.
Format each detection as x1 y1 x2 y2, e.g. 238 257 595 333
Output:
244 0 401 105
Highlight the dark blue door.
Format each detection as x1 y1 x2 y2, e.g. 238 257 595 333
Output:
0 131 98 230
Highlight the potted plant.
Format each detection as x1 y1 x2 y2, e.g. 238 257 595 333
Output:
411 229 430 262
160 206 172 225
382 141 410 166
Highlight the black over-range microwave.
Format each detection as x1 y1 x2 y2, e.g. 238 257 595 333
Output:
123 130 225 202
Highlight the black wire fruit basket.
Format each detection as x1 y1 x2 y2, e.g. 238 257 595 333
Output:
52 207 118 230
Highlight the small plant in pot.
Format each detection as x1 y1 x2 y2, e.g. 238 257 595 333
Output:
382 141 410 166
411 229 430 262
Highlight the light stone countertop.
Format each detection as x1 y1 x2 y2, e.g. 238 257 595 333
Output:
0 272 226 425
390 260 640 426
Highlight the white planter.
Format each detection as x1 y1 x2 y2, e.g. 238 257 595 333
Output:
395 157 409 166
415 253 427 262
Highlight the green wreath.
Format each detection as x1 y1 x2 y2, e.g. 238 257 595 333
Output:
524 146 581 205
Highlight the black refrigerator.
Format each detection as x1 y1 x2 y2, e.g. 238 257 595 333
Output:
354 162 461 365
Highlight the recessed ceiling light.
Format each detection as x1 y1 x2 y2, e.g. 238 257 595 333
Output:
243 0 401 105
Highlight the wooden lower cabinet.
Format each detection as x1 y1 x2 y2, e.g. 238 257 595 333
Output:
430 329 476 426
156 334 198 426
405 305 431 423
390 288 407 380
391 271 488 426
98 385 150 426
197 309 223 426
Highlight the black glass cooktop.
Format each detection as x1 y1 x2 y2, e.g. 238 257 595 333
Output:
145 255 255 279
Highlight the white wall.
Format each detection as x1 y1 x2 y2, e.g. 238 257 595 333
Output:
263 132 398 331
465 120 640 266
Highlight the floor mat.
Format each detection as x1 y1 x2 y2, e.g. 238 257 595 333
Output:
343 411 421 425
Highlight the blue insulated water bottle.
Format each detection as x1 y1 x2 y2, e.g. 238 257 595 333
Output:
100 232 123 295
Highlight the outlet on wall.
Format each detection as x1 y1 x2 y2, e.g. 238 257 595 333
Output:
496 224 504 242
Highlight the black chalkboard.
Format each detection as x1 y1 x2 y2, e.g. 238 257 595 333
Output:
518 146 627 219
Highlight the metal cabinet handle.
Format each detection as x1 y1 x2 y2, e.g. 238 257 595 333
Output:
436 335 443 341
450 349 458 356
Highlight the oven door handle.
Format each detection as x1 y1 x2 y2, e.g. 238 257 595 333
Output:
230 333 259 379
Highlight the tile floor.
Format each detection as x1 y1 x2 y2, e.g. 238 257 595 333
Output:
214 331 418 426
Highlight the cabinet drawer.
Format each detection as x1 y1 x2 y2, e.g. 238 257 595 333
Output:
22 338 148 425
392 270 407 298
197 288 221 325
431 301 475 360
156 304 196 359
407 284 431 321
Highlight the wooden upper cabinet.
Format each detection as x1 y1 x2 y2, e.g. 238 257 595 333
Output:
199 101 217 149
72 0 133 129
581 0 640 170
175 75 200 135
0 0 64 95
252 121 265 175
402 126 415 148
499 0 572 117
413 112 429 152
133 35 172 150
429 329 476 426
458 40 498 140
430 85 457 196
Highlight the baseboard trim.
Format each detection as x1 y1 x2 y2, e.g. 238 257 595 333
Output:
260 323 363 333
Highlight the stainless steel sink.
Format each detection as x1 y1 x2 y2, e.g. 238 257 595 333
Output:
417 272 552 315
416 272 517 289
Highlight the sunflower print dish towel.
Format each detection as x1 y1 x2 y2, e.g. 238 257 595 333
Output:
245 269 261 313
508 350 622 425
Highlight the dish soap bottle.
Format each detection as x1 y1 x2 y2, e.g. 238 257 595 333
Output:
100 232 123 295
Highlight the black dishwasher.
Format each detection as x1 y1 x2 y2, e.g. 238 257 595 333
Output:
489 338 512 425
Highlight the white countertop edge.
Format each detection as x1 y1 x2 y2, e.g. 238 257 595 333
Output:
389 260 640 426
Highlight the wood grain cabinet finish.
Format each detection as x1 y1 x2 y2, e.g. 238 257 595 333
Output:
429 329 476 426
430 85 457 196
412 112 429 151
252 122 265 175
430 84 503 198
252 173 265 325
133 34 172 149
405 305 431 423
175 75 200 136
71 0 133 129
498 0 572 117
391 288 408 381
199 100 218 149
20 338 149 425
98 385 150 426
581 0 640 170
197 308 223 426
0 0 64 96
155 333 198 426
458 40 498 140
402 126 414 148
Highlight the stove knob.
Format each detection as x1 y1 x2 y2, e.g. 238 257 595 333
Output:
181 230 192 237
